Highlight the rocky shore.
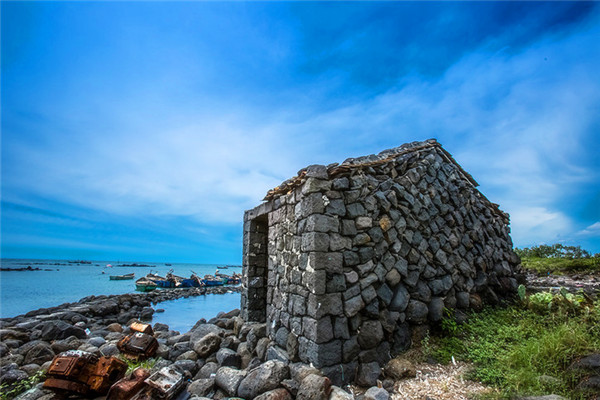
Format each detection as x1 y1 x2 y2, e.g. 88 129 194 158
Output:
0 285 405 400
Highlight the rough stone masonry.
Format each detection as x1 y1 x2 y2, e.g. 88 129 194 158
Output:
241 139 522 385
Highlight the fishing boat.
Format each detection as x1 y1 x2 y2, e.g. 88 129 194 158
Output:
109 273 135 280
224 276 241 285
180 275 202 288
202 274 224 286
135 278 157 292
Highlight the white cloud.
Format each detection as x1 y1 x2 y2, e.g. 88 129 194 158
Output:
504 206 574 245
4 7 599 251
578 222 600 237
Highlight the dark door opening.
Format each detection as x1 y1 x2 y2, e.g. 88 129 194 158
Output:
245 214 268 322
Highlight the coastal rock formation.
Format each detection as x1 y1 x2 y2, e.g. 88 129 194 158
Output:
241 139 523 384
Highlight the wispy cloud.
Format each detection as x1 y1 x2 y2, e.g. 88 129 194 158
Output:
578 222 600 238
2 2 599 260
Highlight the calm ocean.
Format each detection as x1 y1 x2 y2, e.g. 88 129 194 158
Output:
0 259 241 332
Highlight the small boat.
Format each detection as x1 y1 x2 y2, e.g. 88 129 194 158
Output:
225 277 241 285
135 278 157 292
202 279 224 286
202 274 224 286
109 273 135 280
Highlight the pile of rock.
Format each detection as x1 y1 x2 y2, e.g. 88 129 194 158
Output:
2 306 421 400
0 286 241 393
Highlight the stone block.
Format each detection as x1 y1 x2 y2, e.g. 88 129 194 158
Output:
301 232 330 252
353 233 371 246
346 203 366 218
389 284 409 312
301 192 326 217
305 164 329 178
303 269 326 295
326 273 346 292
406 300 428 323
358 247 375 263
330 233 352 251
361 285 377 304
341 220 357 236
302 177 332 194
305 214 339 233
344 295 365 318
343 251 360 266
357 320 383 349
333 317 350 340
345 270 359 284
307 252 343 273
326 199 346 216
428 297 445 322
332 177 350 190
356 362 381 387
377 283 393 306
307 293 343 319
356 216 373 229
303 316 334 344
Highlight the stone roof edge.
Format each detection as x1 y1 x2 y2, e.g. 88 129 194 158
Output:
263 139 479 201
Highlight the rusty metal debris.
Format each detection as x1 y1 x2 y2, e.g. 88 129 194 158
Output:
131 366 185 400
130 321 154 335
43 350 127 396
118 321 158 360
106 368 151 400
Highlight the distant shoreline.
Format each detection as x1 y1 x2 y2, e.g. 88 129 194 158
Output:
0 285 242 322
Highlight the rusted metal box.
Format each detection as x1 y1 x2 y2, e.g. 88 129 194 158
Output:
118 321 158 360
43 350 127 396
106 368 151 400
130 321 154 335
117 332 159 360
131 367 185 400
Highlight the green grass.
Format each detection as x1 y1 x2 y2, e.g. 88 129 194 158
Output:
0 371 45 400
521 257 600 274
426 296 600 399
117 356 159 375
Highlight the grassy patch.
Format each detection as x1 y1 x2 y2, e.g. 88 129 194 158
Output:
0 370 45 400
521 257 600 274
426 296 600 399
117 356 159 375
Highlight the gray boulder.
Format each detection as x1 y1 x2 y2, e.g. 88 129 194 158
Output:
24 342 54 365
216 348 241 368
193 332 222 358
187 378 214 397
237 360 290 399
364 387 389 400
296 374 331 400
254 388 293 400
355 362 380 387
215 367 246 396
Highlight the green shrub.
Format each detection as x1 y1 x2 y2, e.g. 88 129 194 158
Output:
426 293 600 399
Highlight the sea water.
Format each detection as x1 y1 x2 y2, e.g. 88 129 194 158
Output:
0 259 242 329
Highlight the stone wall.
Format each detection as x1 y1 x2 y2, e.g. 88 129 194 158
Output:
242 139 521 384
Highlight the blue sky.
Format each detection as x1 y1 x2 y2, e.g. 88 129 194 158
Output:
2 2 599 263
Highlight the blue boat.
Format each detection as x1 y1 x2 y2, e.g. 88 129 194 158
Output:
202 278 224 286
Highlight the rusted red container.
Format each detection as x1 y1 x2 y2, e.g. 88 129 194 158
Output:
43 350 127 396
130 321 154 335
106 368 151 400
117 332 159 360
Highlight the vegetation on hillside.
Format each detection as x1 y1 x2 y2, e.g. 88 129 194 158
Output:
425 287 600 399
515 244 600 274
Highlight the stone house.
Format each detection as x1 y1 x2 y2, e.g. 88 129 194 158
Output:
241 139 521 384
